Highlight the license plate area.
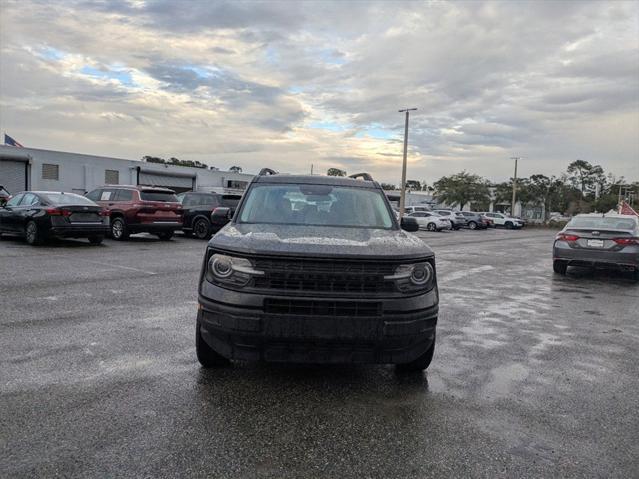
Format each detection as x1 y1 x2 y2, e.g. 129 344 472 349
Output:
587 239 604 248
70 213 100 222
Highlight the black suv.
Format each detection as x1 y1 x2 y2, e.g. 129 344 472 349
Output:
177 192 242 239
196 171 439 372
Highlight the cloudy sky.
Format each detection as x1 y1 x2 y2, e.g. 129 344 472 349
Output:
1 0 638 184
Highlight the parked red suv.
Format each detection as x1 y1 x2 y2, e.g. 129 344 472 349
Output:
86 185 183 240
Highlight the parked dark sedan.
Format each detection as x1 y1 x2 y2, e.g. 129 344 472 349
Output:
553 213 639 280
458 211 489 230
177 192 242 239
0 191 109 245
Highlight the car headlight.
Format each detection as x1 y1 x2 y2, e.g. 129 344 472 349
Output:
206 253 264 287
384 261 435 292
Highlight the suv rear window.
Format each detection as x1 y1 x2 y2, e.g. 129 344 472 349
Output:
140 190 178 202
221 195 241 208
238 184 394 229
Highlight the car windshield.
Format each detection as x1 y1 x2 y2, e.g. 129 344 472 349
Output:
140 190 178 202
42 193 97 206
238 184 394 229
567 216 637 230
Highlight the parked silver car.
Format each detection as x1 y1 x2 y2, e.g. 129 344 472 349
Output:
432 210 467 230
553 213 639 280
408 211 451 231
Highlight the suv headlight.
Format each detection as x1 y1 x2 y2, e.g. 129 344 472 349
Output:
384 262 435 292
206 253 264 287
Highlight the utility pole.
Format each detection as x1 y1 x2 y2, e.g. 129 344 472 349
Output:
399 108 417 216
510 156 521 216
310 164 314 175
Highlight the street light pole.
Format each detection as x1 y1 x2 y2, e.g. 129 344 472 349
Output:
399 108 417 216
510 156 521 216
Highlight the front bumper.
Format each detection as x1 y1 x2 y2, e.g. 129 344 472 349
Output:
197 287 438 364
553 242 639 269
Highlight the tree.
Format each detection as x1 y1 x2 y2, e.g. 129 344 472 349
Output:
405 180 421 191
229 166 242 173
380 183 397 191
494 178 532 208
433 171 491 210
327 168 347 177
142 155 207 169
567 160 605 197
142 155 166 164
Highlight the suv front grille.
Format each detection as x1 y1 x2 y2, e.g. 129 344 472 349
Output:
252 258 397 294
264 298 382 317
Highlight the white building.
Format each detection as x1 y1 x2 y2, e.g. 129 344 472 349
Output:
0 145 254 196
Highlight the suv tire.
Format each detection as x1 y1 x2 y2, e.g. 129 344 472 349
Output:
426 222 437 232
553 260 568 275
193 218 211 240
196 320 231 368
396 334 436 373
25 221 43 245
157 231 174 241
88 235 104 245
111 217 129 240
468 221 477 230
505 221 513 229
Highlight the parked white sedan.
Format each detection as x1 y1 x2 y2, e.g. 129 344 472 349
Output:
408 212 451 231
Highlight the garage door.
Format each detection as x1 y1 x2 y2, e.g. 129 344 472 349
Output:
138 171 195 193
0 159 28 195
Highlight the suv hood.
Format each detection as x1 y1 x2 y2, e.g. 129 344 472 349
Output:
210 224 433 260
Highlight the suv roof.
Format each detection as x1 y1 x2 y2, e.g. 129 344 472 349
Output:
252 172 379 189
95 185 176 192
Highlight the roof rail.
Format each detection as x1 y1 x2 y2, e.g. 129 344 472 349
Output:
348 172 374 181
258 168 278 176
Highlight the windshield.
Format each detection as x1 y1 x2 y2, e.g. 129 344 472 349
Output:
42 193 97 206
140 190 178 202
567 216 637 230
238 184 394 229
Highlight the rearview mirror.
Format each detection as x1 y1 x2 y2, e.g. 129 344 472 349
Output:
211 207 232 226
400 216 419 232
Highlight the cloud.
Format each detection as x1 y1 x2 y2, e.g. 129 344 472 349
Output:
0 0 637 183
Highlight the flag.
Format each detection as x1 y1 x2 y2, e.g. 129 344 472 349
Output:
619 200 638 217
4 134 23 148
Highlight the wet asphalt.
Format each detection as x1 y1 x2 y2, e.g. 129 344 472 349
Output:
1 228 638 478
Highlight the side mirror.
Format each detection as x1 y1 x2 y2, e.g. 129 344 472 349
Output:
400 216 419 232
211 207 232 226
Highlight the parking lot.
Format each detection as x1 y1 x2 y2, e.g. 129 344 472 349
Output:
1 228 637 478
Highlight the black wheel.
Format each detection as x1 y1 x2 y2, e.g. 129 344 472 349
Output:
396 333 436 373
193 218 211 240
196 320 230 368
427 222 437 231
111 217 129 240
453 225 460 230
505 221 513 229
468 221 477 230
88 236 104 245
25 221 43 245
157 231 174 241
553 260 568 275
